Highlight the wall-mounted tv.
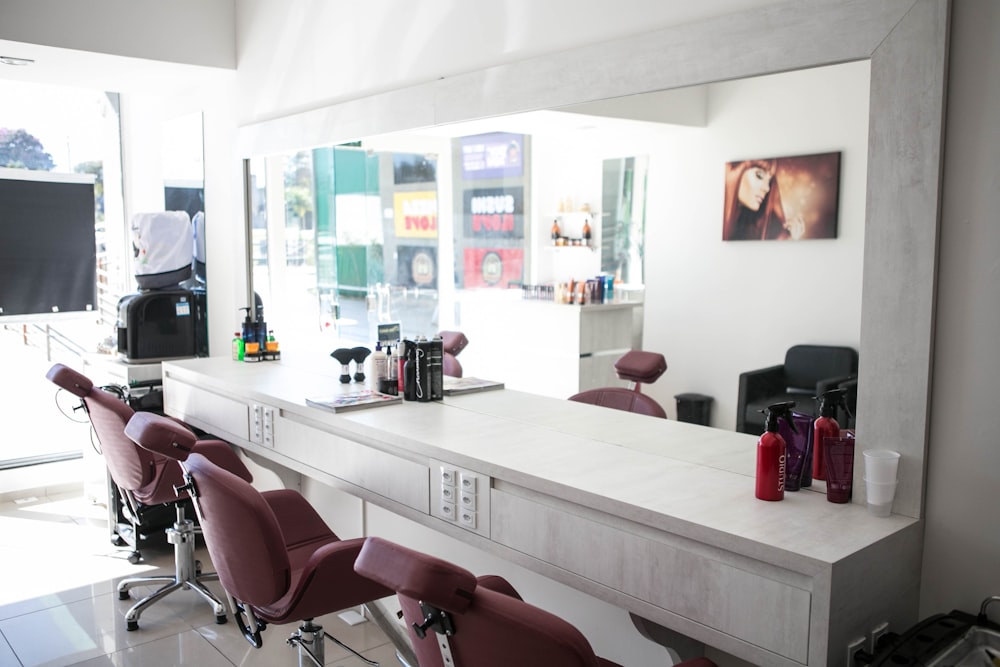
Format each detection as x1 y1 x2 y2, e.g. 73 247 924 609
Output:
0 169 97 317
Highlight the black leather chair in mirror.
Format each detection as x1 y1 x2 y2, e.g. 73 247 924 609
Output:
736 344 858 434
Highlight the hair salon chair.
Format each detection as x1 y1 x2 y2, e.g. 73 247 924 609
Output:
736 344 858 434
45 363 251 631
568 349 668 418
355 537 718 667
438 330 469 378
123 411 394 667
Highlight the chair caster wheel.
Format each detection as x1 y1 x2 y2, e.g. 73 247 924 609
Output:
127 551 141 565
195 559 203 576
215 614 227 625
119 590 130 601
127 620 139 631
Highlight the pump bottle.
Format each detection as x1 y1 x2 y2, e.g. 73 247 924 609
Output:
812 388 850 481
756 401 796 501
370 342 388 391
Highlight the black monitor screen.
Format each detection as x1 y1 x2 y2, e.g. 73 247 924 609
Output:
0 175 96 316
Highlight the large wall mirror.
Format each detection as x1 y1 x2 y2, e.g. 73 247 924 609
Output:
238 0 948 519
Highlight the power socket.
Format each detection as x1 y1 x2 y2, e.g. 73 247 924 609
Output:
847 636 866 667
870 621 890 654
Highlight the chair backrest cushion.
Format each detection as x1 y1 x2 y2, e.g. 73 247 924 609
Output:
184 453 292 607
569 388 667 419
784 345 858 391
355 537 603 667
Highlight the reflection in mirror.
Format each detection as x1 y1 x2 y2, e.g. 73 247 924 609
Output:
247 61 869 435
161 111 208 354
602 155 648 285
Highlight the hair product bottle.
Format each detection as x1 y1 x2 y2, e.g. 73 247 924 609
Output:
403 340 417 401
812 388 849 481
370 342 388 391
232 331 244 361
397 340 407 395
756 401 795 501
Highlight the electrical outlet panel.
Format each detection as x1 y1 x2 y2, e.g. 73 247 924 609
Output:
250 403 276 447
847 636 865 667
431 459 489 538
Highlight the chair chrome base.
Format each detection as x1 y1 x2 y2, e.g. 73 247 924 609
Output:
117 505 227 630
287 619 378 667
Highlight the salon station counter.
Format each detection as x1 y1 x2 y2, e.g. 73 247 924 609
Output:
161 356 920 667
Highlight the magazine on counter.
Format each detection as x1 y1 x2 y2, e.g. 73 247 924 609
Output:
306 390 402 413
442 376 505 396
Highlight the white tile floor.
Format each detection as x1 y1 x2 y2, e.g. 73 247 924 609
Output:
0 488 401 667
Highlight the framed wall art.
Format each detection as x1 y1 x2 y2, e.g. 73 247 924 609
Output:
723 151 841 241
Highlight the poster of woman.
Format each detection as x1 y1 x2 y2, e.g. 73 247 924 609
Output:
722 151 841 241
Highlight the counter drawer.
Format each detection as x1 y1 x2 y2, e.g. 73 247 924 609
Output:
274 414 429 514
490 487 811 663
163 377 249 443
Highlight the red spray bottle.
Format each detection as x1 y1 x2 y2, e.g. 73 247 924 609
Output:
756 401 796 501
812 388 850 481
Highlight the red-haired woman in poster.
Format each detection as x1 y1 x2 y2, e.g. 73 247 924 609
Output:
723 159 805 241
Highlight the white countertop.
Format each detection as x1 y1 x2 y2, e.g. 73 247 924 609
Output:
164 356 915 574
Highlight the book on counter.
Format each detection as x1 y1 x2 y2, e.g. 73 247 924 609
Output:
306 389 401 413
442 376 505 396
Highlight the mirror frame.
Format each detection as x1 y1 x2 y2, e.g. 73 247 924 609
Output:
238 0 949 519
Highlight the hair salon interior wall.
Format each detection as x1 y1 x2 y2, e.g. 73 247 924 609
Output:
641 61 870 428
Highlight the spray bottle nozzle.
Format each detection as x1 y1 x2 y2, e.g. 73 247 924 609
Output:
760 401 797 433
815 387 852 419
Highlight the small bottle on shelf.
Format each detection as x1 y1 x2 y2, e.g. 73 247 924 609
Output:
551 219 561 243
582 218 592 246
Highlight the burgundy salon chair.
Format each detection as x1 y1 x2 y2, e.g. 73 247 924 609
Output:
45 363 251 631
568 349 668 418
438 330 469 378
124 411 394 666
355 537 718 667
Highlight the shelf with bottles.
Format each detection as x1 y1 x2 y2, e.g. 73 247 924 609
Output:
549 210 595 250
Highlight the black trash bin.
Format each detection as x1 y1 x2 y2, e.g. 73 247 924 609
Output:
675 393 713 425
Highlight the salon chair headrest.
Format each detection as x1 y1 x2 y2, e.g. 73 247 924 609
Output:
614 350 667 385
124 411 198 460
439 331 469 356
46 363 94 398
355 537 477 614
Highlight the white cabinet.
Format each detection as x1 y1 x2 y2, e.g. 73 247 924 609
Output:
457 294 641 399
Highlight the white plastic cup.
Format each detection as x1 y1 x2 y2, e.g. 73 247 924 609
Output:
863 449 900 483
865 478 897 517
